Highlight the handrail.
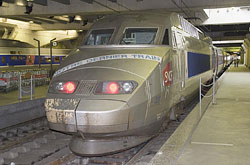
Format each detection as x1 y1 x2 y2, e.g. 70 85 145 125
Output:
18 75 35 100
199 75 216 117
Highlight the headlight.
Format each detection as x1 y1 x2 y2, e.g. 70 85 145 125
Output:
95 81 138 95
49 81 78 94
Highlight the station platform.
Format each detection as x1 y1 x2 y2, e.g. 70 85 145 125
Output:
0 85 48 106
151 65 250 165
0 85 47 130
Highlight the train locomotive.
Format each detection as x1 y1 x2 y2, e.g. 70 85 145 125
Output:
45 12 224 155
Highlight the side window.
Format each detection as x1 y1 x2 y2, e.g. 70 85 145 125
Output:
162 29 169 45
28 56 32 62
11 56 17 61
54 57 60 63
39 57 43 63
175 31 183 48
45 57 51 63
2 56 5 64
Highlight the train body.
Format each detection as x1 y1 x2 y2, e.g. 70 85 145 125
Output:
45 12 224 155
0 39 70 67
213 47 224 76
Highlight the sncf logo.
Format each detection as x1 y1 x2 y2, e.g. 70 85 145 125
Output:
163 62 173 86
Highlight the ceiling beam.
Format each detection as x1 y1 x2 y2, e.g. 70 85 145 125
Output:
35 16 68 24
51 0 70 5
108 0 117 2
3 0 15 3
198 24 250 32
33 0 48 6
80 0 93 4
39 22 92 30
214 43 242 47
49 16 68 24
9 17 42 24
31 17 55 24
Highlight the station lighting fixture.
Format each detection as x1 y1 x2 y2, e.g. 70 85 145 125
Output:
212 40 244 44
74 15 82 21
16 0 26 6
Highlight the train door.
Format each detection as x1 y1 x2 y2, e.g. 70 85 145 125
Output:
144 29 172 125
172 28 186 94
144 64 163 125
175 30 186 88
211 47 218 75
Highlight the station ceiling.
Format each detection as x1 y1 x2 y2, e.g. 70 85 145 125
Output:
0 0 250 47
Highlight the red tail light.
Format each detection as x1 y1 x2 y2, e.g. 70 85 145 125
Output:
95 81 138 95
107 82 119 94
48 81 78 94
64 81 76 93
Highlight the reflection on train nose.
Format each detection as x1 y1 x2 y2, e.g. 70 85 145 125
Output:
75 99 129 133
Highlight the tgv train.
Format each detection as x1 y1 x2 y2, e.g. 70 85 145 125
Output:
0 39 70 67
212 46 224 76
45 12 225 155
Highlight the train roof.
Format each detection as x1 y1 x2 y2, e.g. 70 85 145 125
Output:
81 12 210 46
92 12 173 29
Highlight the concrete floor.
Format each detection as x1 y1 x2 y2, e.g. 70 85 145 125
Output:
151 65 250 165
0 85 48 106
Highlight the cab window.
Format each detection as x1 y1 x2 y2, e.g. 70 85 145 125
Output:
85 29 114 45
120 28 158 45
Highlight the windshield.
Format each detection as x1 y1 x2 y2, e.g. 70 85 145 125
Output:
120 28 158 45
85 29 114 45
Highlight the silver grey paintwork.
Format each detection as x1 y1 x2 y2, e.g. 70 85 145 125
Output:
45 12 218 155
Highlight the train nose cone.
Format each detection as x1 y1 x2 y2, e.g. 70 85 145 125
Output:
75 99 129 133
45 98 80 133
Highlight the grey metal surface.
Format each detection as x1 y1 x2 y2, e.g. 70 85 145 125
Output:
45 12 218 155
0 98 45 129
69 135 151 156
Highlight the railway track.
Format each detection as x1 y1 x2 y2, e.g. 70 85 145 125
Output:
0 97 198 165
0 118 70 165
